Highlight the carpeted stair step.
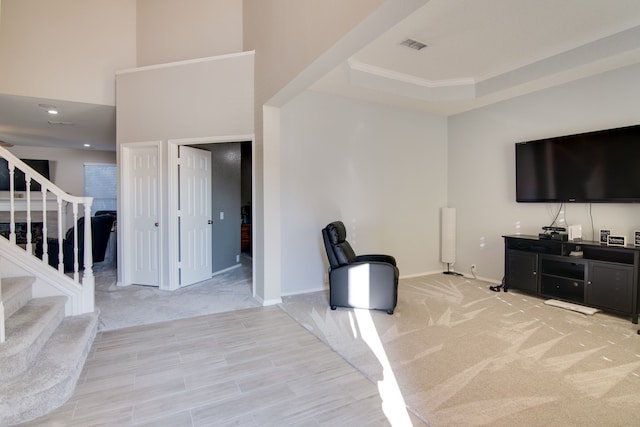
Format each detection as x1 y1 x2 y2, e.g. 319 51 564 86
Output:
0 296 67 383
0 311 99 426
1 276 35 320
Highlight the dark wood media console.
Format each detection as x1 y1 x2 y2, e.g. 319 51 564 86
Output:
503 235 640 324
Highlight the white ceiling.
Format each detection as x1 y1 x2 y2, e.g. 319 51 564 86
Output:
2 0 640 151
311 0 640 115
0 93 115 152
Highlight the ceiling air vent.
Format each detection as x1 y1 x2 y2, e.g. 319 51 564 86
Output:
400 38 427 51
48 120 75 126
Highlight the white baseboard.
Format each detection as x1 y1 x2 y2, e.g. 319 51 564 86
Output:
281 285 328 297
461 273 501 284
400 270 443 279
212 263 240 277
254 294 282 306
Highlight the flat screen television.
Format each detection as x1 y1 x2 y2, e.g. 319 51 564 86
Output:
0 158 50 192
515 124 640 203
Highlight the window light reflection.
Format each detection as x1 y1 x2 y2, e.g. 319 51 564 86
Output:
348 263 370 307
354 308 412 426
348 311 359 339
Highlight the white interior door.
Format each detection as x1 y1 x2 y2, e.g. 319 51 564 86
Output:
127 145 160 286
179 146 212 286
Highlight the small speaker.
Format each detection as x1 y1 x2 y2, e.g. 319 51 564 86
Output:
441 207 456 264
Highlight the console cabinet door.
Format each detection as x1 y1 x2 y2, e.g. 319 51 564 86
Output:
587 261 633 314
506 250 538 292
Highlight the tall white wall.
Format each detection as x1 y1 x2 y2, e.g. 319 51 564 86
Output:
136 0 243 67
449 62 640 282
116 53 254 143
279 91 448 295
0 0 136 105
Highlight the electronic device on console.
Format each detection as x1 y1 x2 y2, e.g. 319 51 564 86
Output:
539 226 568 241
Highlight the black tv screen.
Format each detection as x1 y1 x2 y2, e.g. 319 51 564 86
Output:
516 124 640 203
0 159 50 192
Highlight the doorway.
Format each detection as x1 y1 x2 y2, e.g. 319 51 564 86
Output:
168 136 254 293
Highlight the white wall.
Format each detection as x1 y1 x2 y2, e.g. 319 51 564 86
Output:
448 62 640 282
0 0 136 105
136 0 243 67
7 146 116 196
116 53 254 143
279 91 448 295
244 0 413 303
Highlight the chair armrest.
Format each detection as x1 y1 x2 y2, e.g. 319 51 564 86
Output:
354 254 396 266
330 261 399 287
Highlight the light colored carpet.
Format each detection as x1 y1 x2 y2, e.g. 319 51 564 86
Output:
280 274 640 426
93 258 259 331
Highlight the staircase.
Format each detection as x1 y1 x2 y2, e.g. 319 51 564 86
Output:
0 276 98 426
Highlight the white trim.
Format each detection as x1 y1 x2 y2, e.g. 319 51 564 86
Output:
116 51 255 75
348 59 476 88
251 137 257 299
461 273 501 284
281 285 329 297
254 294 283 306
399 270 444 279
212 263 240 277
398 270 501 284
167 142 179 290
0 239 85 315
170 134 254 145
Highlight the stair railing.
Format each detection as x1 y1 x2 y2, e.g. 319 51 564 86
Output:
0 147 94 318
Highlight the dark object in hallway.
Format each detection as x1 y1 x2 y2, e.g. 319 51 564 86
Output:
36 214 115 271
321 221 398 314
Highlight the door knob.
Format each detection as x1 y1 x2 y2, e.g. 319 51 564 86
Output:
208 220 213 224
154 222 159 227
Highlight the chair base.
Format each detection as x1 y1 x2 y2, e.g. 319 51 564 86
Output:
329 304 394 315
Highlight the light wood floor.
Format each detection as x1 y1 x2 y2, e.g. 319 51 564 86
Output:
21 306 428 426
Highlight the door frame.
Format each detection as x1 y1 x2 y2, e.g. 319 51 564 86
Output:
168 134 255 294
119 141 163 287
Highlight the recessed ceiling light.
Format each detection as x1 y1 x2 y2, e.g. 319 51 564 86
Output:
400 38 427 51
47 109 58 115
84 144 91 147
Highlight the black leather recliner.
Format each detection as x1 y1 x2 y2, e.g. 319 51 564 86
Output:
36 214 115 271
322 221 399 314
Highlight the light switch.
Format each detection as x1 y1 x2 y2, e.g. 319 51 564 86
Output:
220 211 224 220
